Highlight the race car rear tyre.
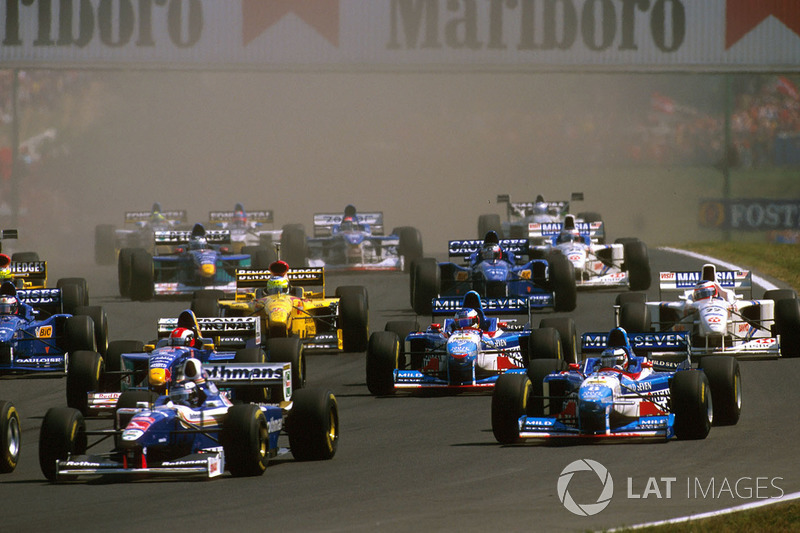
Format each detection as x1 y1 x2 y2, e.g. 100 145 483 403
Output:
671 370 712 440
0 401 21 473
268 337 306 392
129 249 154 301
117 248 135 297
287 388 339 461
366 331 399 396
699 356 741 426
528 327 563 361
66 315 97 353
337 285 369 353
478 214 503 240
396 226 424 272
94 224 117 265
539 317 577 364
526 359 567 417
242 246 276 269
619 302 651 334
222 404 270 477
66 350 103 415
411 257 440 315
74 306 108 357
57 277 89 306
233 347 270 403
491 373 530 445
58 282 84 316
39 407 87 481
764 289 797 302
622 239 652 291
281 225 307 267
103 340 145 392
11 251 39 262
775 298 800 358
384 320 419 369
615 291 647 307
191 290 221 317
547 252 577 312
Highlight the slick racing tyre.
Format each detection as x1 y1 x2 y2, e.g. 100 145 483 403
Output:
117 248 135 297
66 350 103 415
0 401 21 473
411 258 440 315
775 297 800 358
539 317 577 365
287 388 339 462
699 356 742 426
74 306 109 357
526 359 567 417
103 340 145 392
619 302 651 334
222 404 271 477
242 246 276 270
337 286 369 353
366 331 400 396
671 370 712 440
57 277 89 306
39 407 87 482
129 249 154 301
191 289 222 317
94 224 117 265
547 251 577 312
396 226 424 272
10 251 39 262
492 373 530 445
477 214 502 240
66 315 97 353
528 328 563 361
281 225 307 267
268 337 306 392
233 348 270 403
384 320 419 369
621 239 652 291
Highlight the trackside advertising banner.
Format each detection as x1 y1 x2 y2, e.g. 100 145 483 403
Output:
699 199 800 231
1 1 799 70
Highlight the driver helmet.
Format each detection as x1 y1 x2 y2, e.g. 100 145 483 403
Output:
267 276 289 295
233 209 247 227
481 243 502 261
556 229 580 244
454 308 480 330
693 281 718 301
0 295 18 315
169 327 196 347
600 347 628 370
189 236 207 250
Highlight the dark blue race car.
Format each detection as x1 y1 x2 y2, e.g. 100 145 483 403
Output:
410 232 577 315
491 327 742 444
118 223 274 300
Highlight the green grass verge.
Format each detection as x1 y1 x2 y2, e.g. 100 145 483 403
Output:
612 499 800 532
675 242 800 292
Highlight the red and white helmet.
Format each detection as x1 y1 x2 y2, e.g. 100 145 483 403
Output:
454 308 480 329
169 327 196 347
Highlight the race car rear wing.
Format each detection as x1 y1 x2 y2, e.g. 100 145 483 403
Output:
10 260 47 289
658 269 753 299
154 229 232 246
157 316 261 349
234 267 326 294
208 210 273 224
431 296 536 320
447 239 530 260
16 287 63 314
125 210 187 224
527 221 603 242
581 331 692 369
312 212 384 237
497 193 582 221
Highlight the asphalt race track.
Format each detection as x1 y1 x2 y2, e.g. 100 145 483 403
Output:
1 249 799 533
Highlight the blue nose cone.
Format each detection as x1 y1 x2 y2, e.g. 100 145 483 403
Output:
447 338 479 384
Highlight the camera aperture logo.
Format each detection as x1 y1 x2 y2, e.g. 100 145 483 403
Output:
558 459 614 516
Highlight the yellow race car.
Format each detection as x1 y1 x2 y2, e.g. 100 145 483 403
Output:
192 266 369 354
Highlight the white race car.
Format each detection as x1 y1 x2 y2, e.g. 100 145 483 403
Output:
616 263 800 359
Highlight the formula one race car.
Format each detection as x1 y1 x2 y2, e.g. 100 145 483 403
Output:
366 291 577 395
0 281 108 377
410 233 577 315
491 327 742 444
616 264 800 359
194 262 369 353
290 205 423 272
39 376 339 481
118 223 273 300
530 215 651 291
477 193 605 243
0 400 20 473
94 203 187 265
72 309 305 416
207 203 282 258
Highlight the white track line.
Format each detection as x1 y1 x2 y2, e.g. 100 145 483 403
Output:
658 246 780 292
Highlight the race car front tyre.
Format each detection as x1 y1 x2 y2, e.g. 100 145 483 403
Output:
337 285 369 353
0 401 20 473
538 317 577 365
267 337 306 392
281 225 307 267
396 226 423 272
66 315 97 353
222 404 270 477
117 248 134 297
528 327 563 361
66 350 103 415
103 340 145 391
58 280 86 316
619 302 651 334
74 305 108 357
129 250 154 301
233 348 269 403
191 290 222 317
671 370 712 440
411 258 440 315
11 251 39 262
526 359 566 417
95 224 117 265
366 331 399 396
384 320 419 369
622 239 652 291
39 407 87 481
548 252 577 312
775 298 800 358
615 291 648 307
699 356 742 426
287 388 339 462
764 289 797 302
492 373 530 445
